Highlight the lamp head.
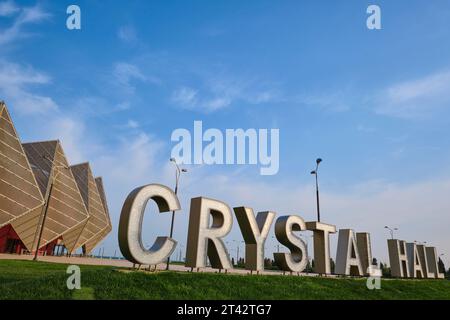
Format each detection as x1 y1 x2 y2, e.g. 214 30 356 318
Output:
181 168 187 173
316 158 322 165
310 170 316 175
170 158 175 162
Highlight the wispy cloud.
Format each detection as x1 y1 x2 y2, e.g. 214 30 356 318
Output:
0 60 58 114
126 119 139 129
295 90 352 113
171 76 279 113
376 69 450 119
171 86 200 108
0 0 19 16
117 25 138 44
0 1 50 45
356 124 376 133
112 62 159 94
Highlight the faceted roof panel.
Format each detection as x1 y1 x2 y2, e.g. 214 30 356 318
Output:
0 102 45 250
21 141 89 249
95 177 111 234
82 177 112 254
83 226 111 254
65 163 109 253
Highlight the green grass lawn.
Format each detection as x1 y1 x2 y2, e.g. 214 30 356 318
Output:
0 259 449 300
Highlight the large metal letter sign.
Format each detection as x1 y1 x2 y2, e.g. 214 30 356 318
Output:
417 244 436 279
406 243 424 278
425 247 445 279
234 207 276 272
335 229 364 276
273 215 308 273
118 184 180 265
388 240 410 278
306 222 336 274
356 232 373 276
186 197 233 270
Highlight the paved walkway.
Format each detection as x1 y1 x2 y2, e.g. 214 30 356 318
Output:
0 253 326 277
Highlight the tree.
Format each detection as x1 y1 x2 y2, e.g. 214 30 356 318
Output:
372 258 378 266
305 259 313 273
380 262 391 278
270 259 279 270
330 258 335 274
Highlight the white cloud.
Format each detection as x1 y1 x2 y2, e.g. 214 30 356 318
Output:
0 2 50 45
0 60 58 114
117 25 138 43
112 62 158 94
114 62 145 84
171 86 198 107
94 132 164 187
44 116 87 163
0 0 19 16
126 119 139 129
203 97 231 111
0 60 49 84
171 77 278 113
376 69 450 119
356 124 376 133
296 91 351 113
18 4 49 24
115 101 131 111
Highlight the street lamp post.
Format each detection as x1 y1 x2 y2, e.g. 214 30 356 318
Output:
310 158 322 222
384 226 398 239
33 157 68 261
166 158 187 270
232 240 244 265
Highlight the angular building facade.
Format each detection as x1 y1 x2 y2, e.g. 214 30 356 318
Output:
67 163 110 254
0 102 45 253
22 141 90 253
82 177 112 254
0 101 111 255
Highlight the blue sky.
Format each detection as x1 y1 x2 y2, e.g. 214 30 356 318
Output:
1 0 450 265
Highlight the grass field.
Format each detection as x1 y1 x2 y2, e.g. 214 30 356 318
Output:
0 259 449 300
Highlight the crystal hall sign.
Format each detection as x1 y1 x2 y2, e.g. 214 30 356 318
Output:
118 184 445 279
